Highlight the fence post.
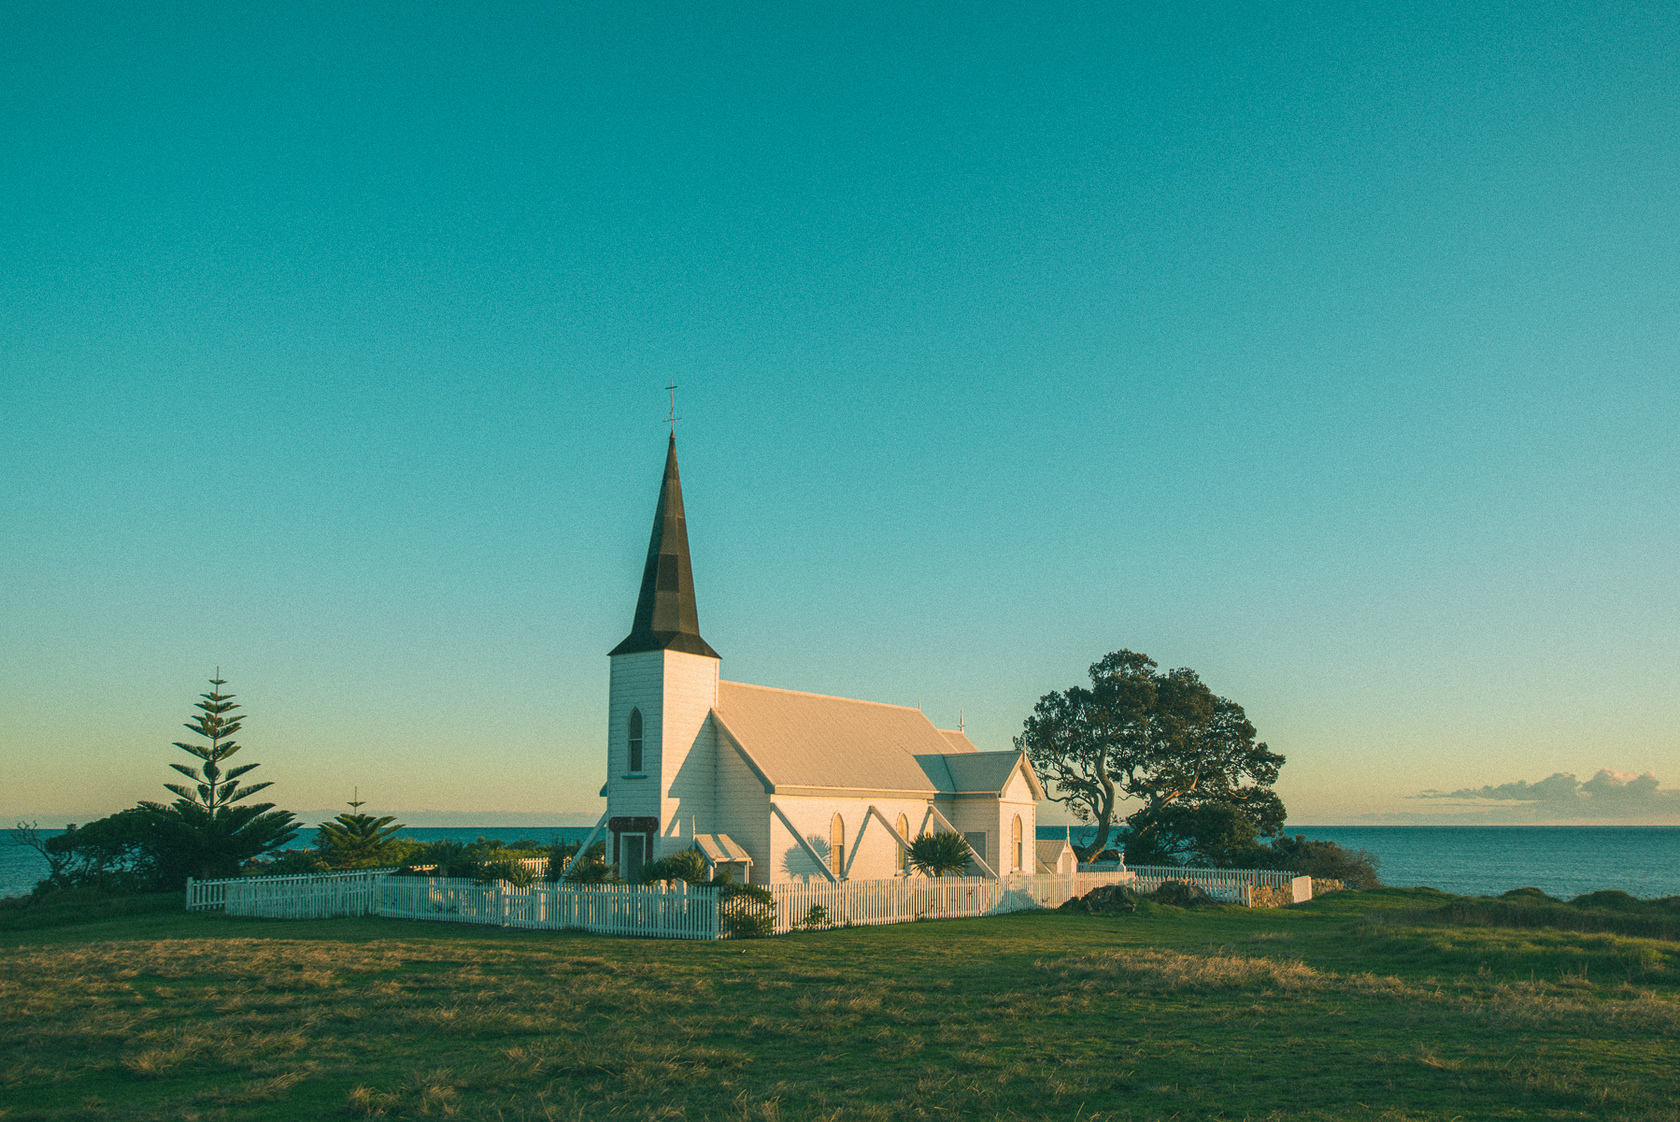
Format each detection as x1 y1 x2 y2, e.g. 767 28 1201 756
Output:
186 876 195 909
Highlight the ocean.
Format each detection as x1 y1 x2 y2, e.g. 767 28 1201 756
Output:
5 824 1679 902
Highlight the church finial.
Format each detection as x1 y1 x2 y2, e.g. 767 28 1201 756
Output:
609 435 719 659
665 380 680 434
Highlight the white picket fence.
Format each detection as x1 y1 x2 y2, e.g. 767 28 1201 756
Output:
184 863 1313 937
188 870 720 939
769 870 1136 934
375 877 721 940
1122 864 1303 904
186 869 393 915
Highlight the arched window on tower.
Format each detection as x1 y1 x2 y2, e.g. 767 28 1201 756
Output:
896 813 911 875
627 708 643 773
1012 815 1023 873
831 814 845 878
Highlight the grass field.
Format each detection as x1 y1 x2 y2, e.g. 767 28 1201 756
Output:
2 888 1676 1121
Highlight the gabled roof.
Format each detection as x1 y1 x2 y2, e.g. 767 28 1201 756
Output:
937 728 979 754
695 834 753 865
916 751 1046 798
610 435 719 659
714 681 956 793
713 679 1043 798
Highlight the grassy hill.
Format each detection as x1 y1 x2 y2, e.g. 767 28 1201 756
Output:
2 887 1675 1121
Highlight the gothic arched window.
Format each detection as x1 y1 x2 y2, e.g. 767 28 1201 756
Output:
896 813 911 874
1012 815 1024 873
628 708 644 773
831 814 845 877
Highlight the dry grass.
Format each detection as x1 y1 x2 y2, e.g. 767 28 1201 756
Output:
4 891 1679 1121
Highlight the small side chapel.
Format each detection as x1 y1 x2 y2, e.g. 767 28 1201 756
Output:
595 435 1049 886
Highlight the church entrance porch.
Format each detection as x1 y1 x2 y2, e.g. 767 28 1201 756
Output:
610 816 659 881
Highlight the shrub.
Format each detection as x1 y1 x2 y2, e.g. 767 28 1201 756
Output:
720 883 776 938
909 831 973 877
1058 884 1143 916
536 838 608 881
393 838 547 882
244 848 330 876
478 858 537 887
1151 880 1217 907
1258 835 1381 889
640 850 708 886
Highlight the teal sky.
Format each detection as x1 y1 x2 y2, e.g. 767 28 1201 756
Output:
4 2 1677 827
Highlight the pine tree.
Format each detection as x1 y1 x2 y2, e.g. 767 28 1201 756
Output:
315 791 406 869
140 674 300 884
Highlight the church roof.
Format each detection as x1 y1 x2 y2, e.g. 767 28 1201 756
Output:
610 435 719 658
713 680 1038 797
934 749 1034 802
715 681 962 793
937 728 979 753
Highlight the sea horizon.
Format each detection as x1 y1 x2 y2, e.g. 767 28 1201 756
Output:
7 823 1679 902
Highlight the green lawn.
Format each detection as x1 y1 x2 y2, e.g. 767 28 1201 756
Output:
1 888 1675 1121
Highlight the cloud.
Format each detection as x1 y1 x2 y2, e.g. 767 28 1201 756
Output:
1412 770 1680 822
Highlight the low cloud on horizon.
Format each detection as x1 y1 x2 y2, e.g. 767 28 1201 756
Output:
1406 769 1680 823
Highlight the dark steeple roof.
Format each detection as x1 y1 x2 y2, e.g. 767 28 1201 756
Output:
610 434 720 659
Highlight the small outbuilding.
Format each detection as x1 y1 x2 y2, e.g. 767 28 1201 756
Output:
1037 838 1079 876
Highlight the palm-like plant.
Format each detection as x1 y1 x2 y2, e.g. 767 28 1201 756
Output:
908 830 974 877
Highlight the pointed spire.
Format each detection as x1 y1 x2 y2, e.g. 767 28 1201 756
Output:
610 434 720 659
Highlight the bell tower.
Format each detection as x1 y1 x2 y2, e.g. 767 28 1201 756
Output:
604 435 720 879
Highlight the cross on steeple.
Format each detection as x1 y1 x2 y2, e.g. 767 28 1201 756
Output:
664 380 680 433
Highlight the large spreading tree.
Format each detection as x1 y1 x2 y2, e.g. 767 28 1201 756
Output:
138 675 300 885
1016 649 1285 862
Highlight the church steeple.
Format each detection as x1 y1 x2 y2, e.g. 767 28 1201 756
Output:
610 434 719 658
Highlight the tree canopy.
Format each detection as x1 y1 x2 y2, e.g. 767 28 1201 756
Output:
1016 649 1285 862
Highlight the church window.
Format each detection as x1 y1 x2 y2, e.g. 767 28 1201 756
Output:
896 813 910 874
628 708 643 773
1012 815 1023 872
831 814 845 877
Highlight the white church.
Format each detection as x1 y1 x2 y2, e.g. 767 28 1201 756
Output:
591 435 1073 886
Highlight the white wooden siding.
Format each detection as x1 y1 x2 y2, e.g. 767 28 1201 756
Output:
656 649 721 857
715 727 772 881
766 794 953 883
606 651 664 820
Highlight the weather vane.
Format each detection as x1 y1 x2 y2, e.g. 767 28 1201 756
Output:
664 380 680 433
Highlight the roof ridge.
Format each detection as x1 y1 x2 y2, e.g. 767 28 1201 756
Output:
717 679 925 713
